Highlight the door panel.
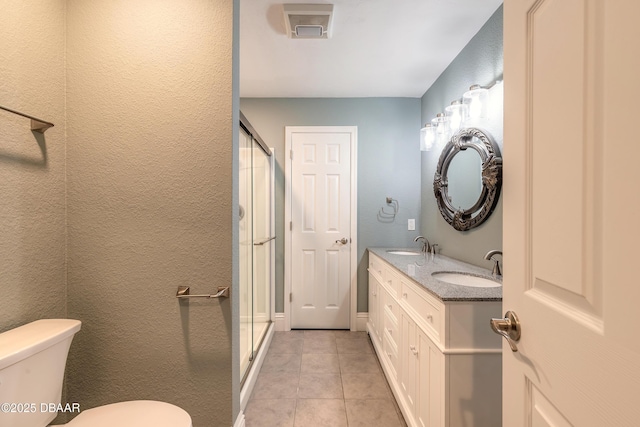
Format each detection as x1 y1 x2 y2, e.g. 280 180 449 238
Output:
400 309 416 418
415 330 442 427
368 272 379 339
504 0 640 425
529 381 573 427
290 129 353 329
528 0 602 328
301 249 316 307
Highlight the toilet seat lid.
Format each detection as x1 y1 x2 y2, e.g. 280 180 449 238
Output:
60 400 191 427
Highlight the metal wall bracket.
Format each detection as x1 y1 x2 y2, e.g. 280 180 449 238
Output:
1 105 54 134
176 285 230 299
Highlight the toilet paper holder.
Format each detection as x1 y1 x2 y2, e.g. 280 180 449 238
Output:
176 285 230 299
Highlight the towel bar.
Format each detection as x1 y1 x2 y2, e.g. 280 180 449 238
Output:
176 285 229 299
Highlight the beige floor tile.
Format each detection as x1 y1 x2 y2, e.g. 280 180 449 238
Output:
245 398 296 427
251 372 299 400
298 373 343 398
342 372 391 399
303 330 337 339
302 337 337 354
336 337 373 354
247 330 407 427
345 399 405 427
334 330 368 340
261 352 301 373
269 337 304 354
294 399 348 427
275 330 305 339
339 353 381 374
301 353 340 373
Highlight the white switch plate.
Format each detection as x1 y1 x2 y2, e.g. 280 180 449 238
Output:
408 219 415 231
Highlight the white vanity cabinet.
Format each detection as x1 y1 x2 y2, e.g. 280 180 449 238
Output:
367 269 380 341
367 251 502 427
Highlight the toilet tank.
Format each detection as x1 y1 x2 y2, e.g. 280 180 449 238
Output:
0 319 81 427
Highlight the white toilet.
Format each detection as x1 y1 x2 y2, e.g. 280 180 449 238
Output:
0 319 192 427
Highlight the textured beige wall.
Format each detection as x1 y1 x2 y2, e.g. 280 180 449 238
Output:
65 1 236 426
0 1 67 330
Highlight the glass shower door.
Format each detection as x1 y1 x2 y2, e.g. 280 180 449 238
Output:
251 141 272 354
239 127 253 381
239 120 273 385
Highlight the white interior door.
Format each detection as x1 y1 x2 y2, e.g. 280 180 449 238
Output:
287 127 356 329
503 1 640 425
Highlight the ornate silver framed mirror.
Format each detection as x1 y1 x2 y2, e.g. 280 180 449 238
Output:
433 127 502 231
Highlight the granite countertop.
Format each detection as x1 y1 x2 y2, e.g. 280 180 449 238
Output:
368 248 502 302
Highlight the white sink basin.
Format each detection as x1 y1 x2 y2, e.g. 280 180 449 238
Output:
432 272 501 288
386 250 422 256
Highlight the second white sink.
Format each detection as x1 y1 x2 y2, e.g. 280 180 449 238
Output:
432 272 501 288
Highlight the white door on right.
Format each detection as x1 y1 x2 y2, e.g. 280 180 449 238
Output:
504 1 640 425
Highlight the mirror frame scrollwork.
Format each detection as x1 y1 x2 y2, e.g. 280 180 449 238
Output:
433 127 502 231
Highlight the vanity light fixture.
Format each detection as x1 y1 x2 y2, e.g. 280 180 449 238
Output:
445 100 468 133
420 123 436 151
486 80 504 119
431 113 449 133
463 84 489 119
421 78 502 151
431 113 450 145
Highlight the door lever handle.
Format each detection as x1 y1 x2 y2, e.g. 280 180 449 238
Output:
490 311 521 352
335 237 348 244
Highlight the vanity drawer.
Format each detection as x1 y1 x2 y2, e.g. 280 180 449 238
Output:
368 253 385 281
382 328 399 379
381 287 400 323
400 279 443 344
383 306 399 348
383 268 401 298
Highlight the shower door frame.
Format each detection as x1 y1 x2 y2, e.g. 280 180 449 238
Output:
238 113 276 388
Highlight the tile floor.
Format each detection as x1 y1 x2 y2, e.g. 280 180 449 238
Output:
244 330 407 427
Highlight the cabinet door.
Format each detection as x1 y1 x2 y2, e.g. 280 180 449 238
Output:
367 271 379 340
399 308 417 420
416 329 443 427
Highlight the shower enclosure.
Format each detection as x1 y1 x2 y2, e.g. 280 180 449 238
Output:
239 113 274 386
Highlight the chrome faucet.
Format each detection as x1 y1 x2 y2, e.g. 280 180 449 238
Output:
430 243 439 256
484 250 502 277
414 236 431 253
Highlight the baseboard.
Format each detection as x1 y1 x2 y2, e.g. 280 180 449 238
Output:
274 313 286 331
275 312 366 331
233 410 245 427
356 312 369 331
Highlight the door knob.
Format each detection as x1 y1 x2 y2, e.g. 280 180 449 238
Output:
490 310 521 352
335 237 348 244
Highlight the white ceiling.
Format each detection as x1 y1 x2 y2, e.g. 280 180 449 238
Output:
240 0 503 98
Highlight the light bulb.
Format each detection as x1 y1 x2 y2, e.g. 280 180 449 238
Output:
431 113 450 145
420 123 436 151
463 84 489 120
445 100 468 133
432 113 448 134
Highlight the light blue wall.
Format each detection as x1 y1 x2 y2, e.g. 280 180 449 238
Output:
240 98 422 313
420 5 504 270
241 6 504 315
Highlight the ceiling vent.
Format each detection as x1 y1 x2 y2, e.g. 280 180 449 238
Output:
283 4 334 39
